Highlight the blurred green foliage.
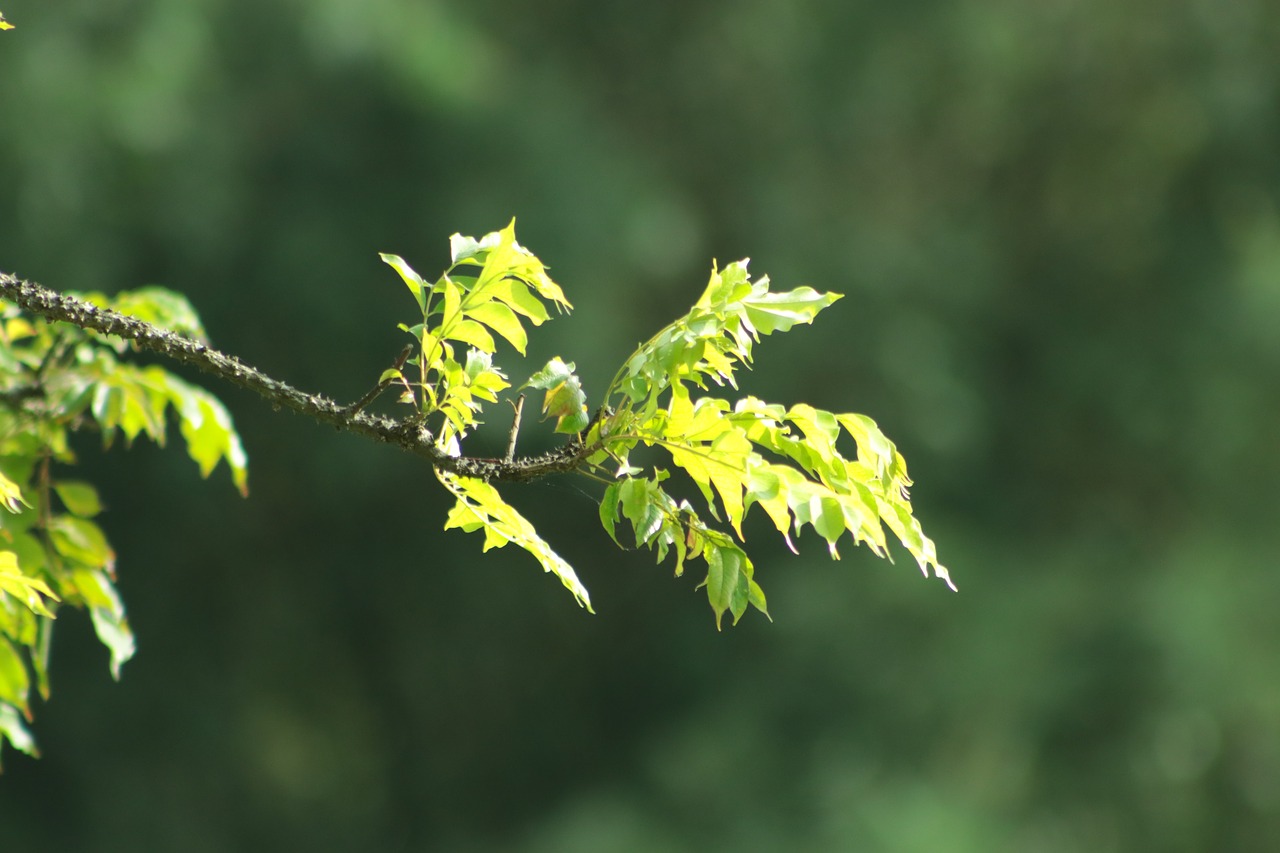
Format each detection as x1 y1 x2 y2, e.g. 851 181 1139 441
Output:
1 0 1278 850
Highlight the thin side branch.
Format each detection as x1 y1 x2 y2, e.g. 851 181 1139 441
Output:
505 394 525 462
344 344 413 416
0 272 593 483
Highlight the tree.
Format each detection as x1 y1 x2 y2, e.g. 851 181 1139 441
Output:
0 221 951 766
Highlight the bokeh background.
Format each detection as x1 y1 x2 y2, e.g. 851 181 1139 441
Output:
2 1 1280 850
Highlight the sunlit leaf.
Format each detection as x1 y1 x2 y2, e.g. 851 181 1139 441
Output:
0 470 27 513
0 551 59 618
380 253 428 312
742 285 842 334
438 472 593 612
467 301 528 353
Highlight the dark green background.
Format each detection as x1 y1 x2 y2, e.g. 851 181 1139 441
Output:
3 1 1279 850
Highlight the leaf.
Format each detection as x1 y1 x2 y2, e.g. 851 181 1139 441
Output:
53 480 101 517
599 482 622 547
748 579 770 621
444 319 496 353
618 477 665 547
524 357 590 434
489 278 550 325
0 469 27 513
0 639 31 717
466 301 528 354
109 287 210 342
0 551 59 618
48 517 115 571
811 495 847 558
380 253 428 312
90 368 168 446
166 376 250 496
449 233 487 264
438 472 593 612
71 568 135 680
474 219 522 293
742 284 842 334
0 704 38 766
704 542 750 630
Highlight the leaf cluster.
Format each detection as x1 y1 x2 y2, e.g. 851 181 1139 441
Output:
378 226 952 630
0 288 247 764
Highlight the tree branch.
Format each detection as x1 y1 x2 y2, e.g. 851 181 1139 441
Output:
0 272 591 483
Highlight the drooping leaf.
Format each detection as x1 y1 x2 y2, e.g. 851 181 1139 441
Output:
438 472 593 612
618 477 666 548
71 568 134 680
166 376 250 496
0 704 38 766
599 482 622 547
0 638 31 717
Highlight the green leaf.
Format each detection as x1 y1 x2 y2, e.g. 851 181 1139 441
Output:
0 703 38 765
48 517 115 571
90 368 168 446
812 495 847 558
380 253 428 312
445 319 496 353
742 284 842 334
524 357 590 434
704 542 747 630
0 639 31 718
71 568 134 680
449 232 489 264
109 287 210 341
474 219 522 292
0 551 59 618
0 469 27 513
466 301 528 354
489 278 550 325
599 482 622 547
438 472 593 612
748 579 770 621
166 376 250 496
53 480 101 517
618 477 666 547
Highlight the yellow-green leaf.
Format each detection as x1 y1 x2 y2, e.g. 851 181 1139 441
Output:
54 480 101 517
380 253 428 312
466 301 528 353
0 470 27 513
438 472 593 612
